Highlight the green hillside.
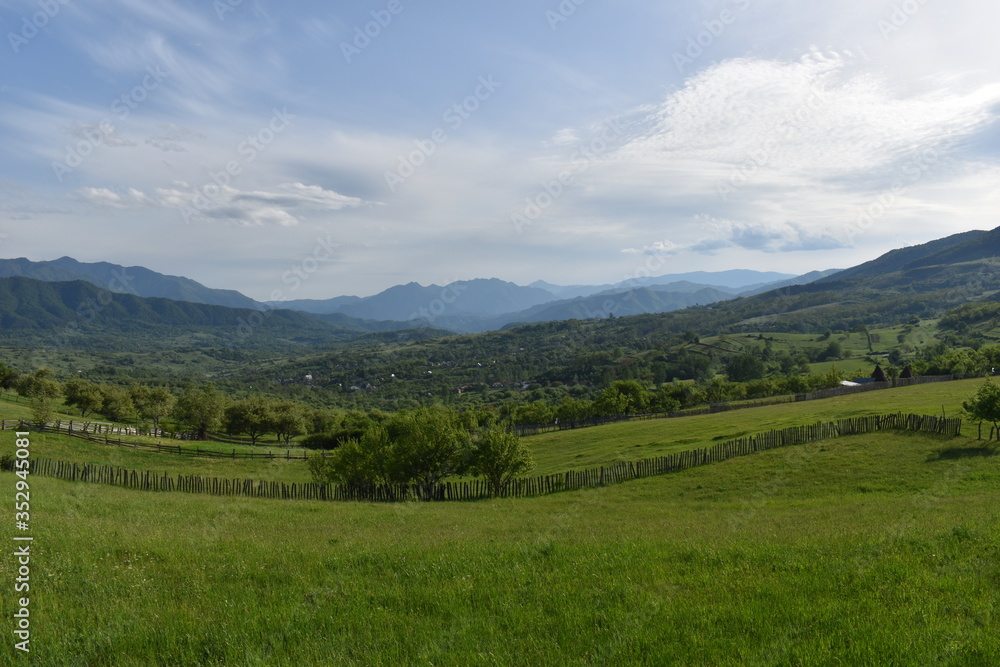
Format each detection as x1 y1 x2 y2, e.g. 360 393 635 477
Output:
2 422 997 664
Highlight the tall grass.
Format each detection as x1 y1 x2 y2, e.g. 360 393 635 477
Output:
2 428 998 664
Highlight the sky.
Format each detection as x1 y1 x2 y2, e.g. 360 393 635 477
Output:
1 0 999 301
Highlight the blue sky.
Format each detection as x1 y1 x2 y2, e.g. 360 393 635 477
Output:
1 0 999 300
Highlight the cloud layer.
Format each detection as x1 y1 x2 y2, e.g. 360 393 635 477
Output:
1 0 998 297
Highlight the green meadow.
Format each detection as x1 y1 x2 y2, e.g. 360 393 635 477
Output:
1 378 999 664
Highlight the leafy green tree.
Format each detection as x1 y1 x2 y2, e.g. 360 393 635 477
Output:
224 395 276 445
726 352 765 382
593 380 650 416
64 378 104 417
511 400 555 426
468 427 533 496
272 401 309 445
130 385 175 431
0 362 19 396
309 425 392 486
820 340 843 361
386 407 471 487
174 383 228 440
18 369 62 428
98 384 136 422
962 379 1000 440
17 368 62 401
554 397 590 422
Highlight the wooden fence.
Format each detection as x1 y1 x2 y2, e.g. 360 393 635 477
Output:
3 412 962 503
0 419 309 460
515 375 955 436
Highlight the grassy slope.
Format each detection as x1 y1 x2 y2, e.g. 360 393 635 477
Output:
1 428 997 664
525 378 981 474
0 378 984 483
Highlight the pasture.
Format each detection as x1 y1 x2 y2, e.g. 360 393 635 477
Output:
1 376 998 664
1 429 997 664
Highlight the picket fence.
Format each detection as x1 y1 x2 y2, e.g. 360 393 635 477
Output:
5 412 961 503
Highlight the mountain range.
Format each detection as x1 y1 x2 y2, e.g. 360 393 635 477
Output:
0 256 837 335
4 225 1000 351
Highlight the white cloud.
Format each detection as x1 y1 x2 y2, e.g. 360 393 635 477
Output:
71 187 152 209
621 240 679 256
151 182 364 227
614 50 1000 183
624 218 849 257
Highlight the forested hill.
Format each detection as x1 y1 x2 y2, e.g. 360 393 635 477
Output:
816 230 987 283
0 256 261 309
0 277 447 351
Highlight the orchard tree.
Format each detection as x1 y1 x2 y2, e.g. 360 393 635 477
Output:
99 384 136 422
224 395 275 445
593 380 650 416
468 426 533 496
272 401 309 445
174 383 227 440
0 362 19 396
962 379 1000 440
726 352 765 383
387 407 471 488
17 368 62 401
63 378 103 417
309 425 392 486
18 368 62 428
130 385 176 431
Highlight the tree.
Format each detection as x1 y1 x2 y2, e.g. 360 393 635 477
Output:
593 380 649 416
272 402 309 445
174 383 227 440
726 352 765 382
64 378 104 417
386 407 471 487
821 340 843 361
17 368 62 401
0 362 19 396
18 368 62 429
468 426 533 496
309 425 393 486
99 384 136 422
223 395 275 445
130 385 175 431
962 379 1000 440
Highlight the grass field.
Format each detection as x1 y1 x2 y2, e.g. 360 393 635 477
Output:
3 378 985 483
1 424 998 664
524 378 982 474
2 377 998 664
